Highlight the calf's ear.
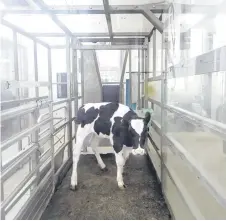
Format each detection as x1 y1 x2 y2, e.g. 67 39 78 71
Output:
143 112 151 126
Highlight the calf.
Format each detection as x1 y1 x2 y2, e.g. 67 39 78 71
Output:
70 102 151 190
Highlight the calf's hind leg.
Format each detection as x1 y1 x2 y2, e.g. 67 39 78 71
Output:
70 125 86 191
91 136 107 170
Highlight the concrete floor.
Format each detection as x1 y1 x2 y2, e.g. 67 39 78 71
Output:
41 154 170 220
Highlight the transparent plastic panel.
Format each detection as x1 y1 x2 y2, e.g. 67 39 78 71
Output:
149 36 153 77
164 110 226 219
167 73 226 122
111 14 153 33
38 37 66 46
0 24 14 81
156 30 162 74
166 0 226 68
43 0 103 5
4 14 63 33
17 34 35 82
37 44 48 82
97 50 121 82
57 14 108 33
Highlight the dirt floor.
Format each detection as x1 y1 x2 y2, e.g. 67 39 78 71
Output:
41 154 170 220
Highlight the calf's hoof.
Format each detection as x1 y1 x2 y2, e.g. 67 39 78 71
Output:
101 167 108 172
70 185 78 191
118 184 126 190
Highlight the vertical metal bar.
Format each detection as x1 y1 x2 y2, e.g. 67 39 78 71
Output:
152 29 157 110
119 50 129 104
66 36 72 158
47 48 55 192
129 50 132 107
1 158 5 220
81 50 84 105
13 31 23 152
141 49 145 108
160 32 168 184
137 49 141 109
72 39 78 143
144 37 149 108
30 41 40 186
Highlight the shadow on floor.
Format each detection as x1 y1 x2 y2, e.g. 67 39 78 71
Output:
41 154 170 220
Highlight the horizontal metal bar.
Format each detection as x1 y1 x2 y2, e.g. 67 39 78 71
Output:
151 119 161 135
2 4 164 14
0 80 49 89
54 121 69 134
0 96 48 106
164 134 226 209
1 100 51 121
30 32 150 37
53 98 70 105
14 170 52 220
2 170 36 212
165 104 226 140
1 118 51 151
148 98 162 107
147 133 160 154
162 159 205 219
79 37 144 43
73 44 147 50
148 75 162 82
1 144 37 181
1 19 49 48
2 142 34 171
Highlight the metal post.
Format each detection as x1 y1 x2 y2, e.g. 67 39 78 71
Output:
137 49 141 109
47 48 55 192
119 50 129 104
13 31 23 152
144 37 149 108
152 29 157 111
129 50 132 107
141 49 145 108
66 36 72 158
160 32 168 184
30 41 40 187
81 50 84 105
72 38 78 142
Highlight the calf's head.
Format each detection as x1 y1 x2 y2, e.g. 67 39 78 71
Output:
129 112 151 155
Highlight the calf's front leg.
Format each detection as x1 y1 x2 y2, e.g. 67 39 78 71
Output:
115 151 126 189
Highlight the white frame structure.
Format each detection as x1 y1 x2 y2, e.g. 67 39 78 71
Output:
1 0 226 220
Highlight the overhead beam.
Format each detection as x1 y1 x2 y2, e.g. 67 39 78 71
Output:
31 0 73 36
142 8 163 33
103 0 113 40
30 32 150 37
1 19 49 48
148 13 162 40
72 44 147 50
2 4 165 14
79 38 144 43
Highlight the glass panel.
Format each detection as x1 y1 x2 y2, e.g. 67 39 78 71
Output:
4 14 63 33
0 24 14 81
111 14 153 33
57 14 108 33
38 37 66 46
43 0 103 5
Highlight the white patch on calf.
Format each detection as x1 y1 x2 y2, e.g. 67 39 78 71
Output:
130 119 144 135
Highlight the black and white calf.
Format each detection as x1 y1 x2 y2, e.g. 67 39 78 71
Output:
70 102 151 190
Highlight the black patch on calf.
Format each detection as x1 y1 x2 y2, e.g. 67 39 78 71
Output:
76 106 99 128
94 102 119 136
111 110 138 153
